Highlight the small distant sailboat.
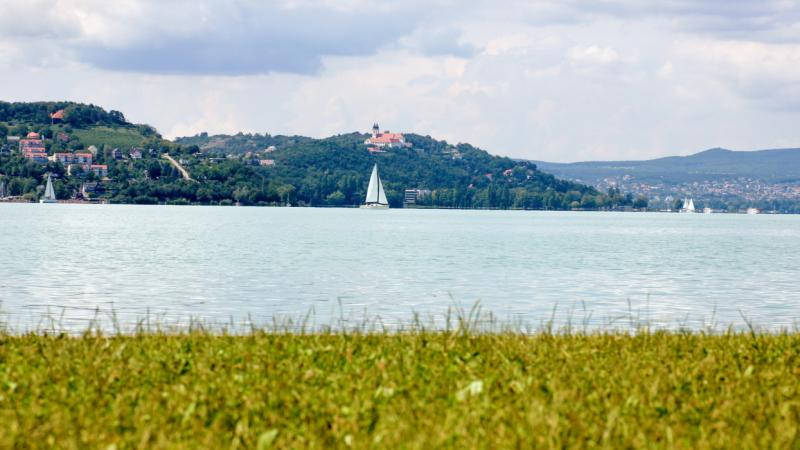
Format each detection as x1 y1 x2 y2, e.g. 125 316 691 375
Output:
746 207 760 215
703 207 713 214
681 198 696 213
40 174 57 204
361 164 389 209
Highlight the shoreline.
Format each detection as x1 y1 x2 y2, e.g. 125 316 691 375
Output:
0 200 788 214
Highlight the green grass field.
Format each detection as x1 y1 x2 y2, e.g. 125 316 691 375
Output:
71 127 150 149
1 331 799 449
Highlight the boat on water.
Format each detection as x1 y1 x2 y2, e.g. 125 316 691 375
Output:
681 198 696 213
39 174 57 204
361 164 389 209
747 207 760 215
703 207 714 214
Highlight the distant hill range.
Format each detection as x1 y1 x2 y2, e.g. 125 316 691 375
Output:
530 148 800 211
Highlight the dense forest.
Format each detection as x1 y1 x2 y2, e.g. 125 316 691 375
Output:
1 101 637 209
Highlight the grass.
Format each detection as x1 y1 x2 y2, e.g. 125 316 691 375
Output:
1 328 799 449
71 127 150 149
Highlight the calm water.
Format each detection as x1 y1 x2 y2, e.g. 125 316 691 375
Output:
1 204 799 332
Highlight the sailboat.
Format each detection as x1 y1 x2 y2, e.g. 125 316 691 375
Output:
40 174 58 204
361 164 389 209
681 197 696 213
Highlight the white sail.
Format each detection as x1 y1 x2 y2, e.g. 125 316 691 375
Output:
377 176 388 205
687 199 695 211
366 164 379 203
40 174 57 203
44 175 56 200
365 164 388 205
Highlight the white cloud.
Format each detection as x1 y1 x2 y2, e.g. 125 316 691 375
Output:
568 45 620 65
0 0 798 162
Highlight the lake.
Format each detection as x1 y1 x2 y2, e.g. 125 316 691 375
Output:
1 204 799 332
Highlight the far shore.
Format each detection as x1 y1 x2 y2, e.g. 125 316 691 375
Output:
0 199 788 214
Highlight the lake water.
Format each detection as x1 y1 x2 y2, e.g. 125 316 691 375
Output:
1 204 799 332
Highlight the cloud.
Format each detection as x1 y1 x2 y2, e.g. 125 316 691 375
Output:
674 38 800 111
0 0 799 162
0 0 427 75
401 27 478 58
567 45 620 65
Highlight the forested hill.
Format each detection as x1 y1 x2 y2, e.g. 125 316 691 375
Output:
533 147 800 184
1 101 624 208
173 132 627 209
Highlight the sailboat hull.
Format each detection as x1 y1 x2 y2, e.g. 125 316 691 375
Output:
360 203 389 209
39 199 58 204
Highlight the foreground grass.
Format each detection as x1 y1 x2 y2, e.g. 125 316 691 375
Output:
1 332 799 449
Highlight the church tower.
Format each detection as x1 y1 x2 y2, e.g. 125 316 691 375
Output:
372 123 380 138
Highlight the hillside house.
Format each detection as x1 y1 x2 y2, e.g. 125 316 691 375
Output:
259 159 276 167
80 182 100 198
19 132 47 162
52 152 93 165
130 149 142 159
90 164 108 178
50 110 64 124
364 123 411 149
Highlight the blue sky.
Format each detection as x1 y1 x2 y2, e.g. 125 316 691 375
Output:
0 0 798 161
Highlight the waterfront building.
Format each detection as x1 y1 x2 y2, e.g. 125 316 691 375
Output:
404 189 431 205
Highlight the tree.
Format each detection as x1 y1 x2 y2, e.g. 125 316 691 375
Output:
147 161 162 179
632 195 648 209
326 190 346 205
11 124 28 136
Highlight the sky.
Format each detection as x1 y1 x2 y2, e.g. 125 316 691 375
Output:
0 0 799 162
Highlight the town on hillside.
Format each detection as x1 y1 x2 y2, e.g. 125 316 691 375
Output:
0 118 453 207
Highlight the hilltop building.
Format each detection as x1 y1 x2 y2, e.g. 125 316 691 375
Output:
364 123 411 149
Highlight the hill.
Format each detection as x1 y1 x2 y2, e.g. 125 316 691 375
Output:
532 148 800 212
173 131 618 209
1 102 616 209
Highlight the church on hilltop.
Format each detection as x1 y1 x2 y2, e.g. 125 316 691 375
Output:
364 123 411 149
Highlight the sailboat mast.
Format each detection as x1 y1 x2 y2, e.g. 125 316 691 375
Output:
375 165 381 203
